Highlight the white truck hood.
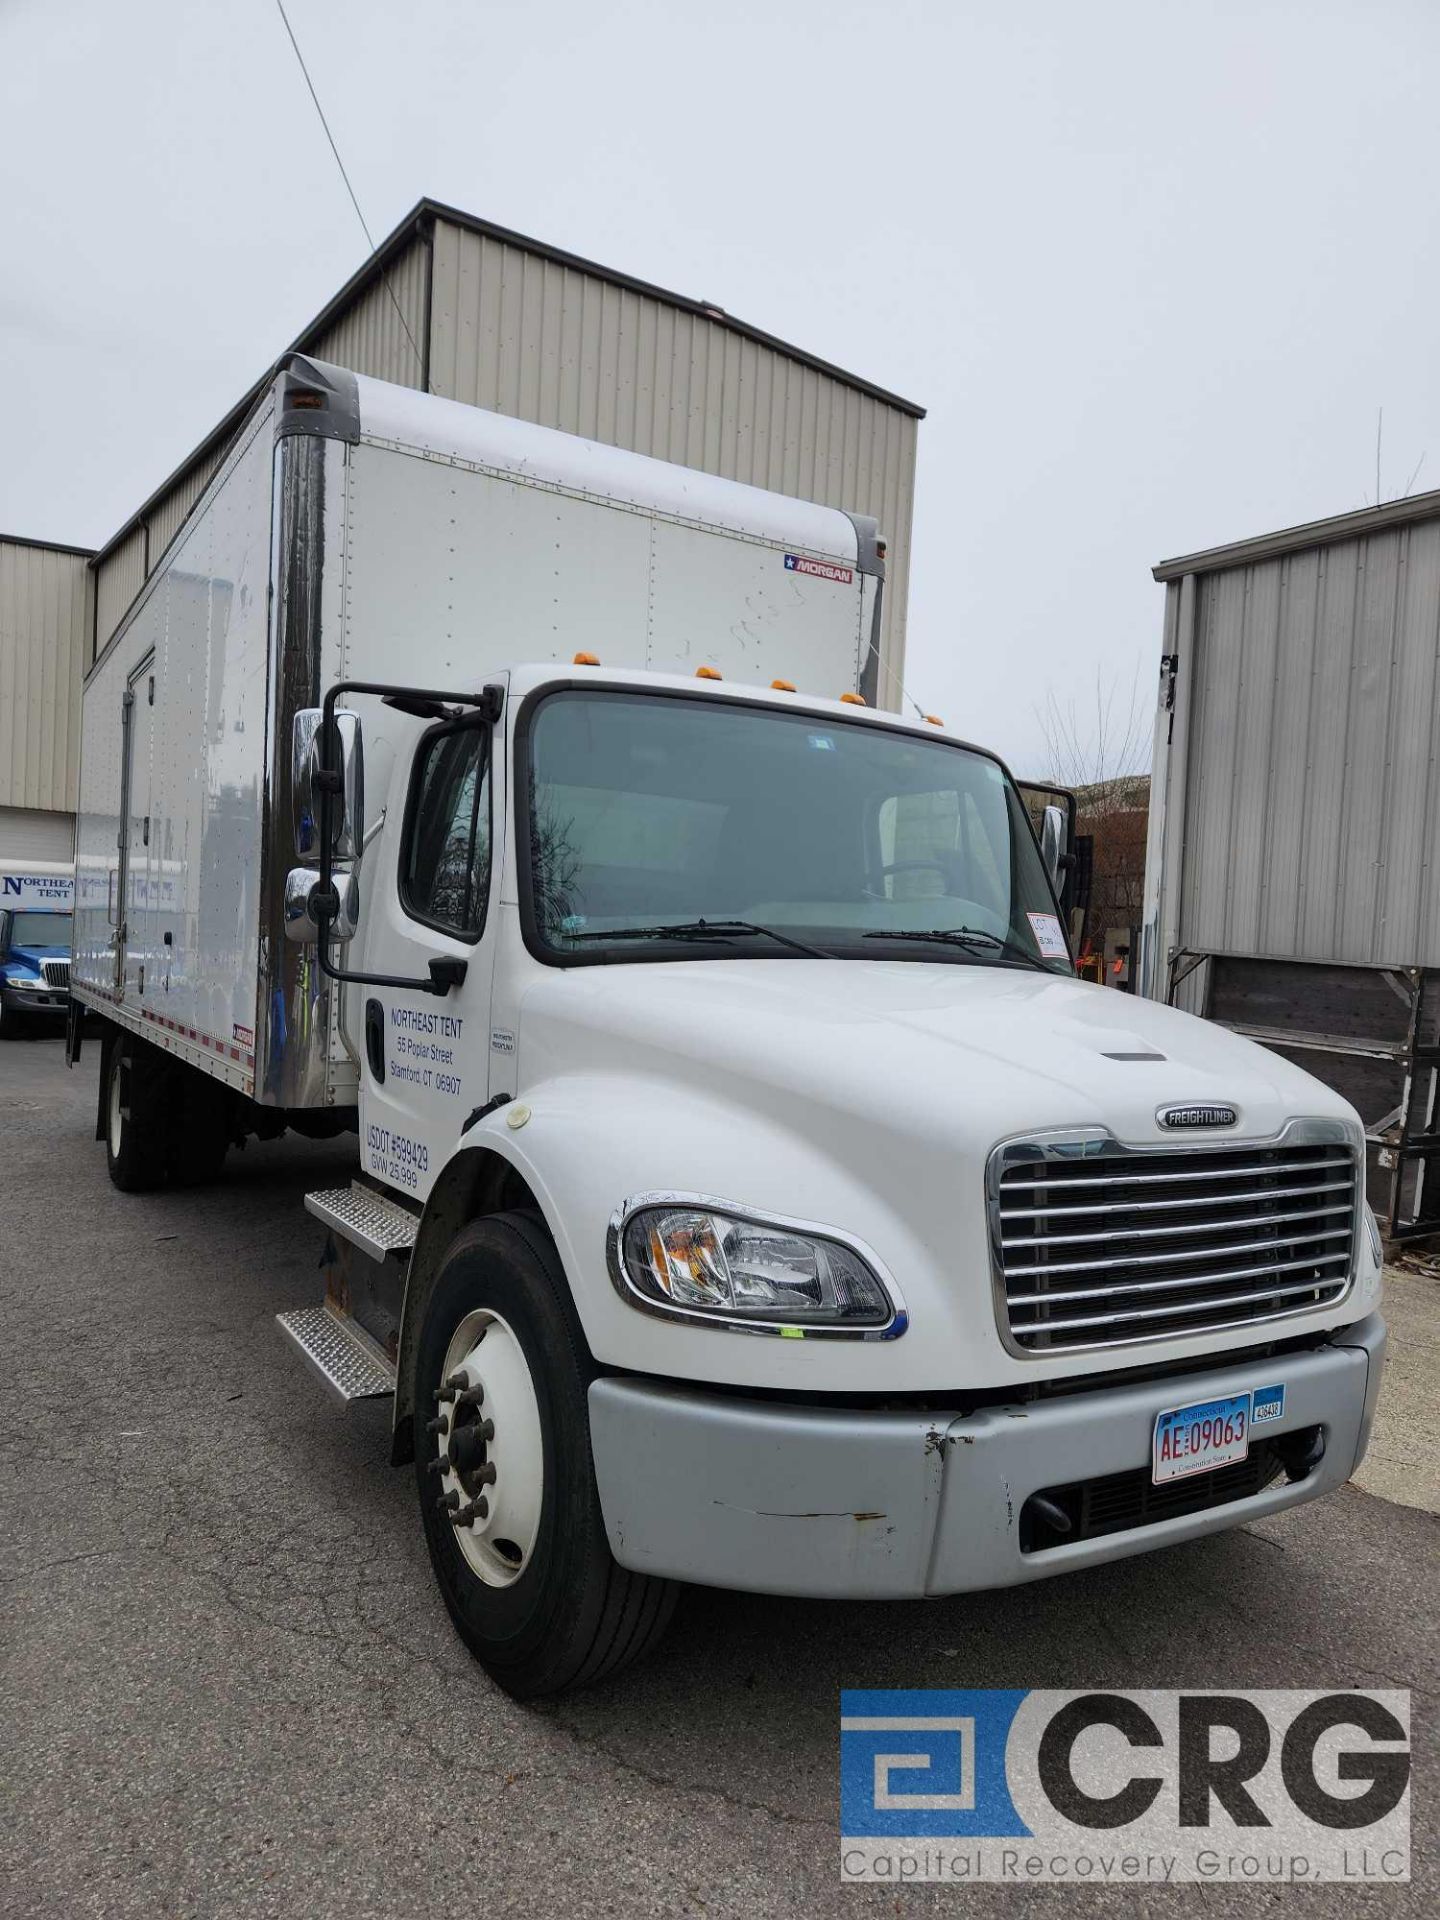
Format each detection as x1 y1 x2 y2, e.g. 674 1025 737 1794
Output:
518 958 1356 1149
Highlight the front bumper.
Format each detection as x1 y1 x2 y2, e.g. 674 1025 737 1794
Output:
1 986 67 1016
588 1313 1386 1598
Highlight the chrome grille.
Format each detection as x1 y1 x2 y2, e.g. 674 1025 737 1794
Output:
991 1134 1358 1354
41 959 69 989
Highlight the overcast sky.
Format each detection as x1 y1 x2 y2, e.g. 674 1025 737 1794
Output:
3 0 1437 772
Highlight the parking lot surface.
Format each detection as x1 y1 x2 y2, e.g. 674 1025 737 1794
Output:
2 1036 1436 1917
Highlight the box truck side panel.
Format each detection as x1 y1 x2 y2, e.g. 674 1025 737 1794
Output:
74 403 276 1093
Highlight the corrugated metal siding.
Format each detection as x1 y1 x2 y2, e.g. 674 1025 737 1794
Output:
1178 517 1440 967
309 234 428 388
92 523 147 667
427 218 917 696
145 442 227 565
0 540 90 811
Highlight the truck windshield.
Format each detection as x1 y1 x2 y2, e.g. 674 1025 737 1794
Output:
5 911 72 948
523 690 1071 972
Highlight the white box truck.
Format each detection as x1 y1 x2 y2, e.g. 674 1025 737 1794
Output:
71 358 1387 1697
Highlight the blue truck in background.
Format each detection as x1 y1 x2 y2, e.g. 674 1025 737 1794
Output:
0 870 73 1038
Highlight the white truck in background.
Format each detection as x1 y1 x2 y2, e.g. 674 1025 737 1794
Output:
71 358 1386 1697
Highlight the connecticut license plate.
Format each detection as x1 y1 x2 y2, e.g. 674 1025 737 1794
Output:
1152 1390 1252 1484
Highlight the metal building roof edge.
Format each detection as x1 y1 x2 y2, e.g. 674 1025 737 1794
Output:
0 531 97 559
1154 485 1440 581
89 197 926 571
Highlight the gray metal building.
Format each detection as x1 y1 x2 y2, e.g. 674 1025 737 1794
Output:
1141 491 1440 1240
2 197 923 884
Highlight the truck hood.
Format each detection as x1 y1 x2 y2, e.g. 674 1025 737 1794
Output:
517 958 1357 1152
3 943 68 977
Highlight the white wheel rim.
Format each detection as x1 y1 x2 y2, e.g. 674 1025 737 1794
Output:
108 1055 123 1156
435 1307 544 1587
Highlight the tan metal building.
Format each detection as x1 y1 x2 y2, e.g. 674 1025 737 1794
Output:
0 535 93 872
88 198 924 686
3 199 922 888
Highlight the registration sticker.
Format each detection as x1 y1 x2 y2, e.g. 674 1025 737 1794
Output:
1153 1391 1251 1484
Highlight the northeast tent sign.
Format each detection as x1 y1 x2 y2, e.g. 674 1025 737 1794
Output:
1 874 74 910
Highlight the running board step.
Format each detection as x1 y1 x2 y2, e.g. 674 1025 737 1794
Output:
305 1182 419 1263
276 1304 397 1403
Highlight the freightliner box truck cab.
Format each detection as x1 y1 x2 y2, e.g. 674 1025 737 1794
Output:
70 360 1386 1696
1 867 74 1035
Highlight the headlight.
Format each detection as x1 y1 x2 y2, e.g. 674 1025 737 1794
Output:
609 1198 903 1336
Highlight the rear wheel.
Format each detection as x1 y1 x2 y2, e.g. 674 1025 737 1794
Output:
415 1212 677 1698
104 1035 169 1192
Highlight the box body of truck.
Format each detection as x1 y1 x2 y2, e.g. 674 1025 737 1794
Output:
73 358 882 1114
71 360 1385 1697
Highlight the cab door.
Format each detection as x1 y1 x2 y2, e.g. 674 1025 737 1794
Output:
355 693 506 1202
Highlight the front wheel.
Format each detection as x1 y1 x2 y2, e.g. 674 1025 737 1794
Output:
415 1212 677 1698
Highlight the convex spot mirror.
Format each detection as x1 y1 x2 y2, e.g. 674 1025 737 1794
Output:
284 867 359 945
292 708 365 861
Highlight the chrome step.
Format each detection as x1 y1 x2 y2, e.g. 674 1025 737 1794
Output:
276 1303 396 1403
305 1182 419 1263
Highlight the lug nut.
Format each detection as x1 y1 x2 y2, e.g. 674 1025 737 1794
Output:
455 1385 485 1410
475 1462 497 1487
425 1414 450 1438
435 1489 461 1514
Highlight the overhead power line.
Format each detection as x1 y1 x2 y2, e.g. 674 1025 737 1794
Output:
272 0 424 376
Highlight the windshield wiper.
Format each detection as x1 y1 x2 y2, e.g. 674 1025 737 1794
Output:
563 918 829 959
860 926 1058 973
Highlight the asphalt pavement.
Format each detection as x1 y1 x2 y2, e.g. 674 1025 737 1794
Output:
2 1033 1436 1918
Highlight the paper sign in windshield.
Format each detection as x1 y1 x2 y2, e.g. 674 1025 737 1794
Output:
1026 912 1067 960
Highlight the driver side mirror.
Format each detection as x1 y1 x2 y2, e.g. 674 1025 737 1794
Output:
292 708 365 861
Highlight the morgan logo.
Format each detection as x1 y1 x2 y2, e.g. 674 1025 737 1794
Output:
1157 1103 1238 1130
785 553 854 585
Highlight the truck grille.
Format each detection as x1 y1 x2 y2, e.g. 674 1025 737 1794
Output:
41 959 69 989
993 1138 1358 1353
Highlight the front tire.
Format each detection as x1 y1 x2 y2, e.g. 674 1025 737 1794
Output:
415 1212 677 1698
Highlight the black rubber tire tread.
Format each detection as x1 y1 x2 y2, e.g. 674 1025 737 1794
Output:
414 1209 677 1698
105 1035 171 1193
165 1063 230 1187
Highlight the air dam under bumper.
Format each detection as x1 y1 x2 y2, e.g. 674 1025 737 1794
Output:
588 1314 1386 1599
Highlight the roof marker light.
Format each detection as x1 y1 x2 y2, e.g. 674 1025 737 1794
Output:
573 651 600 666
924 714 944 726
770 678 797 692
839 692 866 706
696 666 722 680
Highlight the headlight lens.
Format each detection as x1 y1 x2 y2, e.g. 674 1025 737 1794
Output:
617 1205 894 1329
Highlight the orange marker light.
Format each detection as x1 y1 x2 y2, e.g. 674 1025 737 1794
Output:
696 666 722 680
770 678 797 692
839 692 866 706
573 651 600 666
924 714 945 726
